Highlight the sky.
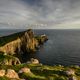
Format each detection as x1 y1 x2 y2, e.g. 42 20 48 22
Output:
0 0 80 29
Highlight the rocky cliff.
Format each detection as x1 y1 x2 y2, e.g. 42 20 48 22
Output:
0 29 48 55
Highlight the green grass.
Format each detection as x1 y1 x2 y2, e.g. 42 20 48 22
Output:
0 77 10 80
0 54 79 80
0 63 79 80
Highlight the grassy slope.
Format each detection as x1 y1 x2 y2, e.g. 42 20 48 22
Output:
0 54 79 80
0 63 80 80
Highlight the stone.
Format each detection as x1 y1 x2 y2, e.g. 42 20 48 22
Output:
20 79 26 80
26 61 31 64
19 67 31 73
6 69 19 79
31 58 39 64
0 69 5 77
65 69 75 76
69 76 77 80
2 56 21 65
39 34 48 44
21 79 26 80
26 58 39 64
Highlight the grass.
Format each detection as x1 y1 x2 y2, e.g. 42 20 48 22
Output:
0 54 79 80
0 63 79 80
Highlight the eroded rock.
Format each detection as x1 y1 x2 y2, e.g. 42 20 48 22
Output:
1 56 21 65
27 58 39 64
0 69 5 77
31 58 39 64
5 69 19 79
68 76 77 80
19 67 31 73
65 69 75 76
0 29 47 55
36 34 48 44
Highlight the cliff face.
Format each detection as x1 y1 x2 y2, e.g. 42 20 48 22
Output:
20 29 39 53
0 38 21 55
0 29 47 55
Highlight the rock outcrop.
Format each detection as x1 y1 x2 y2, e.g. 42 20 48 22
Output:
2 57 21 65
5 69 19 79
0 54 21 65
68 76 77 80
0 69 5 77
65 69 75 76
20 29 39 53
27 58 39 64
0 38 21 55
19 67 31 73
35 34 48 44
0 29 48 55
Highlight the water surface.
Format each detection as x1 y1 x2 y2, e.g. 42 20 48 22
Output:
1 29 80 66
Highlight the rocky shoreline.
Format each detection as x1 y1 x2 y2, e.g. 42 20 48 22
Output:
0 29 48 65
0 29 48 55
0 29 80 80
0 59 79 80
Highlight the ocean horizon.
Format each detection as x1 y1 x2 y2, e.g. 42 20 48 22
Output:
1 29 80 66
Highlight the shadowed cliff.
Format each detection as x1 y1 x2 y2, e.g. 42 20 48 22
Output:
0 29 48 55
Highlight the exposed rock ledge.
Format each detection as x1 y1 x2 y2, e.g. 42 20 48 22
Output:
0 29 48 55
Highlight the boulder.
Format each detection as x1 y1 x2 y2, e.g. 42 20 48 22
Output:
31 58 39 64
5 69 19 79
27 58 39 64
68 76 77 80
19 67 31 73
0 69 5 77
65 69 75 76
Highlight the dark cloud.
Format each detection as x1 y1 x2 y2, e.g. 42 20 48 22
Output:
21 0 42 5
0 0 80 29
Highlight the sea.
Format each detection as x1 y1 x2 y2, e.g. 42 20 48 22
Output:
0 29 80 66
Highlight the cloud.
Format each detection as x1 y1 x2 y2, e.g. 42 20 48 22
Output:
0 0 38 29
0 0 80 29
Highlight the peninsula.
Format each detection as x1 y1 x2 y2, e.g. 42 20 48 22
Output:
0 29 79 80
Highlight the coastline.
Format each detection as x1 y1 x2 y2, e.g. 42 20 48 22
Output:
0 29 80 80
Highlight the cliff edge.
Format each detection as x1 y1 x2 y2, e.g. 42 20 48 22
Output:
0 29 48 55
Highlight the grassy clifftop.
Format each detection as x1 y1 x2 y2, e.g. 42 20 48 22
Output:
0 63 80 80
0 53 79 80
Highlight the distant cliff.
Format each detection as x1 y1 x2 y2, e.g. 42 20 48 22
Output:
0 29 48 55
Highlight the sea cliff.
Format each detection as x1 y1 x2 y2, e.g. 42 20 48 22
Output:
0 29 80 80
0 29 48 66
0 29 48 55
